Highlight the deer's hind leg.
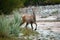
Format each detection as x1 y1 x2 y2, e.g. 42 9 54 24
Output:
34 22 37 30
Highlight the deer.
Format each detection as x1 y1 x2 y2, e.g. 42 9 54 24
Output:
19 8 37 30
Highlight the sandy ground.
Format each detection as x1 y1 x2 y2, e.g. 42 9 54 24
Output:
36 22 60 33
36 15 60 33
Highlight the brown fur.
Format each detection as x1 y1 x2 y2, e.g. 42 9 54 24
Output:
20 9 37 30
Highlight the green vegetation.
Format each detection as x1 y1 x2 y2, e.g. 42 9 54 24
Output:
0 0 60 14
0 0 25 14
20 28 39 36
0 13 39 40
0 13 21 37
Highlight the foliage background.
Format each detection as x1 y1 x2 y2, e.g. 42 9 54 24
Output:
0 0 60 14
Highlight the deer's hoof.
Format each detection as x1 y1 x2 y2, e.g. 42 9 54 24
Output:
35 28 37 30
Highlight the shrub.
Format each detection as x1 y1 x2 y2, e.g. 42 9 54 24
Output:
0 13 21 37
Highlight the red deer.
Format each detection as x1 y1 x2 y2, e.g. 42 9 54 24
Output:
20 8 37 30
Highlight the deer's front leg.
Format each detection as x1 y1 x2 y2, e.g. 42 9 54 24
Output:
25 23 28 29
19 22 24 26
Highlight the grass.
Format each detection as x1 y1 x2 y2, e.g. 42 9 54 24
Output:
20 28 39 36
0 13 21 37
0 13 39 40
